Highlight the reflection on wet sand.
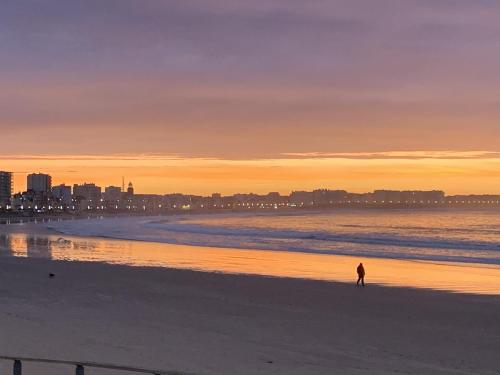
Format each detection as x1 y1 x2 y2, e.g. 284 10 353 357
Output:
26 236 52 258
0 234 11 253
1 233 28 257
1 232 499 295
0 217 67 226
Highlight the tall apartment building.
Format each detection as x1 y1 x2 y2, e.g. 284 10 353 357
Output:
0 171 13 208
27 173 52 194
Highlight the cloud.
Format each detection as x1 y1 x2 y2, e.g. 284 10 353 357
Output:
282 151 500 160
1 1 500 157
3 150 500 164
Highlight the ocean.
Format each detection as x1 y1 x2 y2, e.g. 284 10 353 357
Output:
40 208 500 265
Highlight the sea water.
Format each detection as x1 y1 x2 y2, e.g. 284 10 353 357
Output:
40 208 500 265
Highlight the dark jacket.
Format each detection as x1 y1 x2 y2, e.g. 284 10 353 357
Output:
357 264 365 277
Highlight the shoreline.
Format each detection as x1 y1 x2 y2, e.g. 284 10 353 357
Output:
2 253 500 298
1 255 499 375
1 223 500 296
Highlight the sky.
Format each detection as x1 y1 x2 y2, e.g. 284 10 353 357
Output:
1 0 500 194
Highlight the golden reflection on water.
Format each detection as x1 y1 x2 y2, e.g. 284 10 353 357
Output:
1 232 499 295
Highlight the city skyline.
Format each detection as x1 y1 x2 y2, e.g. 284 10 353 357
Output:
3 168 500 214
2 168 500 200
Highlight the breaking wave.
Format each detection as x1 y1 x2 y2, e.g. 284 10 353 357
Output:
45 210 500 265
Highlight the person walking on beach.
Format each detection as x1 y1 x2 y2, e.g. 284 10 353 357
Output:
356 263 365 286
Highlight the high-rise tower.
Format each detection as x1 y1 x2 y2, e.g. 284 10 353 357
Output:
27 173 52 194
0 171 13 208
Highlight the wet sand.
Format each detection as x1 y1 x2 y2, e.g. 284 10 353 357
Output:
0 255 499 375
1 226 500 295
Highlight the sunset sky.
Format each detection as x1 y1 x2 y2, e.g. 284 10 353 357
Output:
1 0 500 194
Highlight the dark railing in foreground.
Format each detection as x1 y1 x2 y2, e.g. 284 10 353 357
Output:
0 356 189 375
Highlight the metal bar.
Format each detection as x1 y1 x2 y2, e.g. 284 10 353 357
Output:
75 364 84 375
13 360 22 375
0 356 190 375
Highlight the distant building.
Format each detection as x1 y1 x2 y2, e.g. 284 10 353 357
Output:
12 191 34 211
0 171 13 209
163 193 192 209
265 192 286 207
373 190 402 203
313 189 348 205
52 184 72 207
212 193 222 208
25 173 52 209
133 194 164 211
127 182 134 196
233 193 260 208
104 186 122 202
27 173 52 194
290 191 314 207
73 183 102 209
447 194 500 205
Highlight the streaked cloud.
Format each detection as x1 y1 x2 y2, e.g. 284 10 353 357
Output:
3 150 500 162
282 151 500 160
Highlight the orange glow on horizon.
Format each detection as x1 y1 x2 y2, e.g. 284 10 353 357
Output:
2 152 500 196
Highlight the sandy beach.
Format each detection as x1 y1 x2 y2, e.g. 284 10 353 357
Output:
0 254 499 375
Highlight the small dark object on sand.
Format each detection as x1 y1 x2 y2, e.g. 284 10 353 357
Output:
49 273 55 278
266 361 274 364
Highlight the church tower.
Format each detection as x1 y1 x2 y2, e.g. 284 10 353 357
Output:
127 182 134 196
